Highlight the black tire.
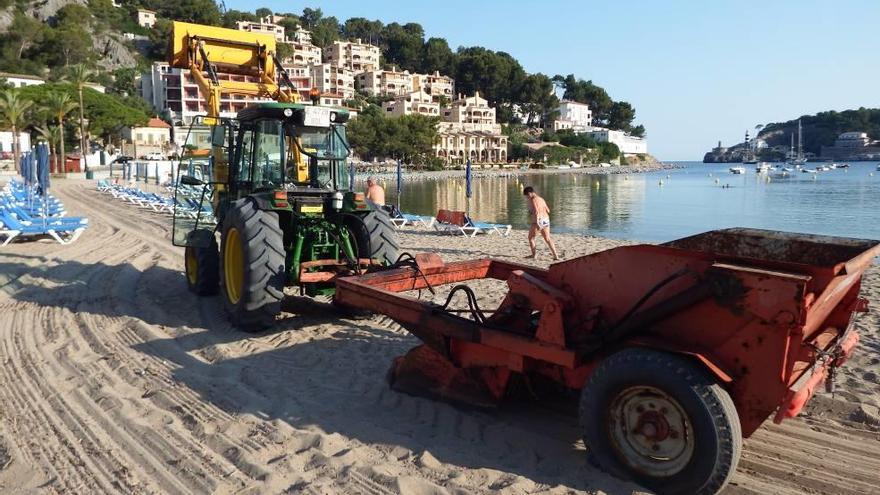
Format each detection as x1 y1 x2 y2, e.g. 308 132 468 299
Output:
344 209 400 265
579 348 741 495
219 199 285 332
184 237 219 296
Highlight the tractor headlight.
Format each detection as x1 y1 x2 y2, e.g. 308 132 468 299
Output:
332 191 344 210
330 112 337 123
283 108 293 117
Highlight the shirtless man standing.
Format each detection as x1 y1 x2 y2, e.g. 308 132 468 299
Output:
523 186 560 260
365 176 386 206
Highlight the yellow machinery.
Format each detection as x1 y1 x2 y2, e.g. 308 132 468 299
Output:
168 22 400 332
169 21 308 182
169 21 300 122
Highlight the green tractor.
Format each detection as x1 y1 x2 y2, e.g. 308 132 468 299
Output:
173 102 399 331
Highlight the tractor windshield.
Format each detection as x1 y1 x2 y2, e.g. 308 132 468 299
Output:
242 119 351 191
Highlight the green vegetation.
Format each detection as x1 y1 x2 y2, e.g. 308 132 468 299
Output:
758 108 880 155
347 105 439 166
0 1 644 161
0 88 33 171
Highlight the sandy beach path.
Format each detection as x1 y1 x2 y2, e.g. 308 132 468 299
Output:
0 179 878 494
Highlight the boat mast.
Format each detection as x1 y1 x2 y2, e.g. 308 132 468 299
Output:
797 119 803 161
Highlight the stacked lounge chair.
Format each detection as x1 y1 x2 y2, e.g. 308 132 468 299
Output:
96 179 217 223
0 179 88 245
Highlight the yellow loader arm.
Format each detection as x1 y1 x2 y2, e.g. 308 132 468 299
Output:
169 21 299 125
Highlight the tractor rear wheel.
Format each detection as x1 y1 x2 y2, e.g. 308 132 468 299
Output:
220 199 285 332
344 209 400 265
579 348 741 495
184 238 219 296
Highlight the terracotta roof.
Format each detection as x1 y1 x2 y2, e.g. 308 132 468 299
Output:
147 117 171 129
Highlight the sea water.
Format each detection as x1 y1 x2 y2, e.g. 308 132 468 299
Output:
386 161 880 242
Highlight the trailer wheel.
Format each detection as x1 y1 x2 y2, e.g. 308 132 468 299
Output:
580 348 741 495
344 209 400 266
184 238 219 296
220 199 285 332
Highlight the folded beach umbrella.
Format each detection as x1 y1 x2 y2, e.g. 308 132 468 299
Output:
396 160 402 208
465 158 473 199
36 142 50 194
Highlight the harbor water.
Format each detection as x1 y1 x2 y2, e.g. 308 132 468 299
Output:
381 162 880 242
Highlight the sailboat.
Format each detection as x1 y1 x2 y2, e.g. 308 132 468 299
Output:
786 119 807 167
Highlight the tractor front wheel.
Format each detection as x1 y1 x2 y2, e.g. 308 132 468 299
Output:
579 348 741 495
220 199 285 332
344 209 400 265
184 238 219 296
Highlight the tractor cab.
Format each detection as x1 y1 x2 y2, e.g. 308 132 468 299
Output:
230 103 352 195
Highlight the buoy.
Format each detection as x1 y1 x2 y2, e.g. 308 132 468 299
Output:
708 173 713 177
659 180 664 186
870 172 875 177
666 174 671 179
714 178 719 184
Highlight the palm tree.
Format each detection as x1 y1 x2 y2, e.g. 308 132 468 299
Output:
43 91 77 173
0 89 34 173
63 64 95 171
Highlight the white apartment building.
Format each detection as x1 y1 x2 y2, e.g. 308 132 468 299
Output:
0 72 44 88
236 17 285 42
289 28 312 44
356 67 413 97
549 100 593 133
323 39 381 73
309 63 355 100
381 90 440 118
283 41 321 65
590 129 648 154
136 9 156 28
442 92 498 132
411 71 454 102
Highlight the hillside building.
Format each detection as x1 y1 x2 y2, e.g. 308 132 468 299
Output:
0 72 44 88
548 100 593 133
355 67 413 97
309 63 355 100
590 129 648 155
323 39 381 73
820 131 880 160
432 92 507 166
411 71 455 102
136 9 156 28
381 90 440 118
284 41 322 65
235 17 285 42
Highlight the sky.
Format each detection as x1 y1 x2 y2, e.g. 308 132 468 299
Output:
229 0 880 160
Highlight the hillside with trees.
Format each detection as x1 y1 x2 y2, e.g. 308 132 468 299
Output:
0 1 645 166
703 108 880 162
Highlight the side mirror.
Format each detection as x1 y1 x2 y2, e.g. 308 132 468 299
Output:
211 126 226 147
180 175 203 186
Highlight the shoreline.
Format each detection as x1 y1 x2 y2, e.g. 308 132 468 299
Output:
353 161 682 182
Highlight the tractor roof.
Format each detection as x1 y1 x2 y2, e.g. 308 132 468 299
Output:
237 102 350 125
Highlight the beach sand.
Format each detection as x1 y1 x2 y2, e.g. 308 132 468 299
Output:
0 180 878 494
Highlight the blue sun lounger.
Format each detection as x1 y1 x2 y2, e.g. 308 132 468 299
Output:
0 208 88 246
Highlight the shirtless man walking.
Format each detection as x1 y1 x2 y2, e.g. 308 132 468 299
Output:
523 186 560 260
